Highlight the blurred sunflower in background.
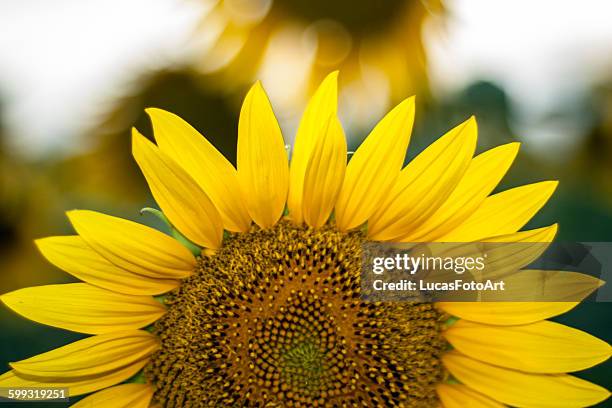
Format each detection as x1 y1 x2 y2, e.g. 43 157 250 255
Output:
199 0 443 130
1 74 609 407
91 0 443 154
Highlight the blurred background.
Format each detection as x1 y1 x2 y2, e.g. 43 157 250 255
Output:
0 0 610 405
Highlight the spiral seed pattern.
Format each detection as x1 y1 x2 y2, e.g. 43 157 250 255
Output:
145 221 446 407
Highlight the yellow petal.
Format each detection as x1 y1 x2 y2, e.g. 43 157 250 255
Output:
10 330 158 378
445 320 612 373
484 224 557 243
443 351 610 408
473 225 557 280
237 81 289 228
439 181 558 242
132 129 223 249
288 72 338 225
437 302 579 326
368 117 477 240
67 210 195 279
0 361 146 397
496 269 604 302
335 97 415 231
36 236 178 296
0 283 165 335
412 231 556 291
302 115 347 228
437 383 506 408
146 108 251 232
402 142 520 242
71 383 153 408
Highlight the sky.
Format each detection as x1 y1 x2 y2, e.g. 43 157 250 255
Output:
0 0 611 157
0 0 208 156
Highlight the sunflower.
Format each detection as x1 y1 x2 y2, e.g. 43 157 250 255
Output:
1 73 610 407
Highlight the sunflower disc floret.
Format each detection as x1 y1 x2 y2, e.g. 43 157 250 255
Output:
146 221 446 407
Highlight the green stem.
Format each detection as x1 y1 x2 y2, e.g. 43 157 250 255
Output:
140 207 201 256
